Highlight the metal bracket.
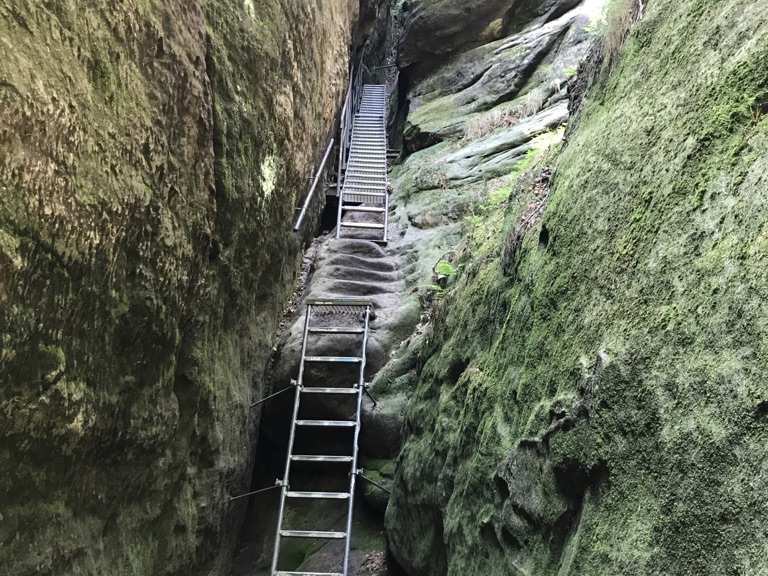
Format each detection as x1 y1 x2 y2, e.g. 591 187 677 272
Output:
363 382 378 408
251 382 296 408
357 471 392 495
228 483 281 502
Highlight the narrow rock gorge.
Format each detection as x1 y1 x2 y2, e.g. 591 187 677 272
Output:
1 1 372 574
2 0 767 575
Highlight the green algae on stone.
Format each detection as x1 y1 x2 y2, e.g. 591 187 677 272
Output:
386 1 768 575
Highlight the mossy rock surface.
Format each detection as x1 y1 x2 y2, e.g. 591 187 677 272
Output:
386 1 768 575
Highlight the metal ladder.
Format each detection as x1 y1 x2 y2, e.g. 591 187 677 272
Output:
336 84 389 244
270 298 372 576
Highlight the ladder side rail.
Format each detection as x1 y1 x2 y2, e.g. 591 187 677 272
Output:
382 106 389 243
346 84 353 164
337 83 351 198
337 100 364 239
341 306 371 576
270 306 314 576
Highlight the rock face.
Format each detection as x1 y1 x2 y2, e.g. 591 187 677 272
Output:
386 0 768 575
0 2 361 574
398 0 582 68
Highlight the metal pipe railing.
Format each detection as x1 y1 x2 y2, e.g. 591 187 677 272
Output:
293 138 335 232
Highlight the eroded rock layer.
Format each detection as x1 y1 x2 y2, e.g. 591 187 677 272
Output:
386 0 768 575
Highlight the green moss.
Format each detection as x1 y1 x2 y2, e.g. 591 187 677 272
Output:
0 1 352 574
387 1 768 575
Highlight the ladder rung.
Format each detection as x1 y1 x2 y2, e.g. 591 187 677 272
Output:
291 454 355 462
303 356 362 363
342 190 386 197
276 572 343 576
308 327 365 334
295 419 357 427
343 187 387 194
300 387 358 395
279 530 347 539
345 170 386 176
306 298 372 306
340 222 385 230
342 206 386 213
345 180 386 187
286 491 350 499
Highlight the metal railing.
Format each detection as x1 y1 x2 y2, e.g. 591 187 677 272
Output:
294 38 383 236
293 138 335 232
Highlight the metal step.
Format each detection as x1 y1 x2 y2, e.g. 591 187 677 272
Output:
303 356 362 363
306 297 372 307
346 163 387 169
286 491 350 500
345 173 386 180
275 571 343 576
345 176 386 184
276 572 343 576
342 206 386 213
345 179 386 186
308 327 365 334
279 530 347 539
346 165 386 171
344 180 386 187
340 222 385 230
290 454 355 462
300 387 358 395
341 190 386 197
295 419 357 427
345 167 387 174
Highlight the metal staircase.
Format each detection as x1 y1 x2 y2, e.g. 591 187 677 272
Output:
270 298 372 576
336 84 389 244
